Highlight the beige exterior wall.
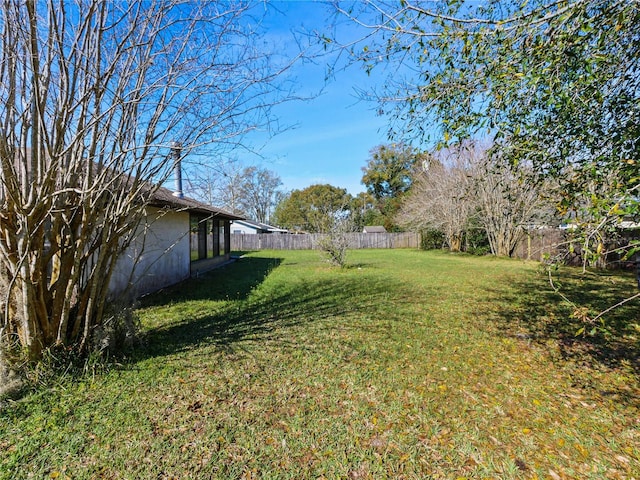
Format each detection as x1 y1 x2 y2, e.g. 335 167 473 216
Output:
110 207 191 298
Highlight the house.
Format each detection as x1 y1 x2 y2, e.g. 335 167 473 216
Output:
231 219 288 234
7 147 242 298
109 186 243 297
362 225 387 234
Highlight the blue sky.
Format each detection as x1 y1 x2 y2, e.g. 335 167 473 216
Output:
238 1 391 196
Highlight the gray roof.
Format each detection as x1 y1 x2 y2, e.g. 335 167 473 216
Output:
12 148 241 219
150 187 244 220
232 219 288 232
363 225 387 233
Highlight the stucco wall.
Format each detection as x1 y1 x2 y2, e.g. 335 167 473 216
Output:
110 207 190 298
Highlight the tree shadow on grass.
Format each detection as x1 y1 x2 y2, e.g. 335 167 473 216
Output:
136 256 409 361
489 267 639 403
139 256 283 307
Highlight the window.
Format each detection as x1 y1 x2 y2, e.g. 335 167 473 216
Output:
212 219 220 257
223 221 230 254
190 214 207 261
190 215 228 261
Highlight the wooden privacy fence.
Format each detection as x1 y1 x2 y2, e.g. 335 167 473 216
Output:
513 228 566 262
231 232 420 251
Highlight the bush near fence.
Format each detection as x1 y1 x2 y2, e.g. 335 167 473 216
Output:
231 232 420 251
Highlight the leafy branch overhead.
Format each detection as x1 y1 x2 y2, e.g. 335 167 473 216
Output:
337 0 639 266
273 184 352 233
361 143 425 231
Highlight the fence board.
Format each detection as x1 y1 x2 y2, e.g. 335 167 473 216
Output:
231 232 420 251
513 228 566 261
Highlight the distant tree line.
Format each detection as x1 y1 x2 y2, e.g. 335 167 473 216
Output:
187 163 284 225
271 139 547 261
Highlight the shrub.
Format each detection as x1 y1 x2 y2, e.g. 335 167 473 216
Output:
316 217 355 268
420 229 446 250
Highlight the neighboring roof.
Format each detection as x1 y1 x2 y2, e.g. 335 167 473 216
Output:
363 225 387 233
231 219 288 233
151 186 244 220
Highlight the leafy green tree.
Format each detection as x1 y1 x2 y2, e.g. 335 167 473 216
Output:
273 184 353 233
361 143 424 230
339 0 639 265
350 192 381 230
362 144 418 199
336 0 640 320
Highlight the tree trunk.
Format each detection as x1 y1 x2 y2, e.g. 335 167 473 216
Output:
0 0 298 365
450 233 462 252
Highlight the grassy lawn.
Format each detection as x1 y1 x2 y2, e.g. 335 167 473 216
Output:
1 249 638 479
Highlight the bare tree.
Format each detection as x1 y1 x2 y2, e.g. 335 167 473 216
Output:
472 150 546 257
0 1 298 362
316 214 356 268
191 161 247 215
397 151 474 252
237 166 283 223
184 162 226 207
398 141 546 256
192 162 283 222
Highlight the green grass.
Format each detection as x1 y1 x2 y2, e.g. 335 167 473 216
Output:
1 249 638 479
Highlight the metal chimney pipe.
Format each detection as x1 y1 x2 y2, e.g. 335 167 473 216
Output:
171 142 183 198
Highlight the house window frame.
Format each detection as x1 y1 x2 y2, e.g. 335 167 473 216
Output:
224 221 231 254
212 218 220 257
190 214 230 262
190 214 207 261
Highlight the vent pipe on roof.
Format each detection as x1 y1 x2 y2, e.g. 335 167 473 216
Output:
171 142 183 199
